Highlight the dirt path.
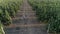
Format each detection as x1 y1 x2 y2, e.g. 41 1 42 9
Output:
5 0 48 34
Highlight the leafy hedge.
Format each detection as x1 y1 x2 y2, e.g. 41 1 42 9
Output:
0 0 22 26
28 0 60 33
0 0 22 34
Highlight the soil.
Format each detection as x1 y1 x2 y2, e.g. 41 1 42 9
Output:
4 0 48 34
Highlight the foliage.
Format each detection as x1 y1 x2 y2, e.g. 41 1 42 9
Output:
28 0 60 33
0 21 5 34
0 0 23 34
0 0 22 26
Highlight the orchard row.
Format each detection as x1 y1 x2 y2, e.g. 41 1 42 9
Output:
0 0 23 34
0 0 22 26
28 0 60 33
